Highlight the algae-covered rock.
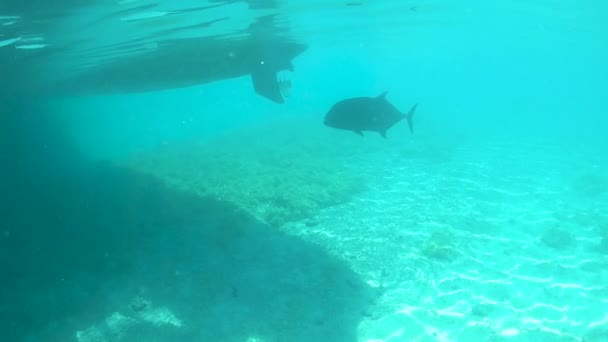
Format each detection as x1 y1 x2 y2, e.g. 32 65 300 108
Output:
75 297 182 342
541 227 574 249
421 228 458 262
126 120 369 226
600 224 608 253
572 173 608 198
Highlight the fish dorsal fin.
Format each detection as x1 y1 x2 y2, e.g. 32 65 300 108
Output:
376 91 389 100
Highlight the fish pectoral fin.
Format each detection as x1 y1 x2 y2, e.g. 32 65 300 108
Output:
354 131 364 136
379 130 387 138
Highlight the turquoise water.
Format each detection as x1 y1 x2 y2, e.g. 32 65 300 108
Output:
1 1 607 341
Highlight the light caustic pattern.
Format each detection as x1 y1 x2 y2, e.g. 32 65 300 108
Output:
284 139 608 342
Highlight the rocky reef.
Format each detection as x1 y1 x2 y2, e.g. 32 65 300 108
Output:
126 120 369 226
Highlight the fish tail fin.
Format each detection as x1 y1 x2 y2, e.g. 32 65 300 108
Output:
405 103 417 134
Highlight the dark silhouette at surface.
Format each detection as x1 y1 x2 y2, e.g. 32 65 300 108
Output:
0 1 306 103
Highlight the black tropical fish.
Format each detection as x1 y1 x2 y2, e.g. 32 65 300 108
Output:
324 92 417 137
